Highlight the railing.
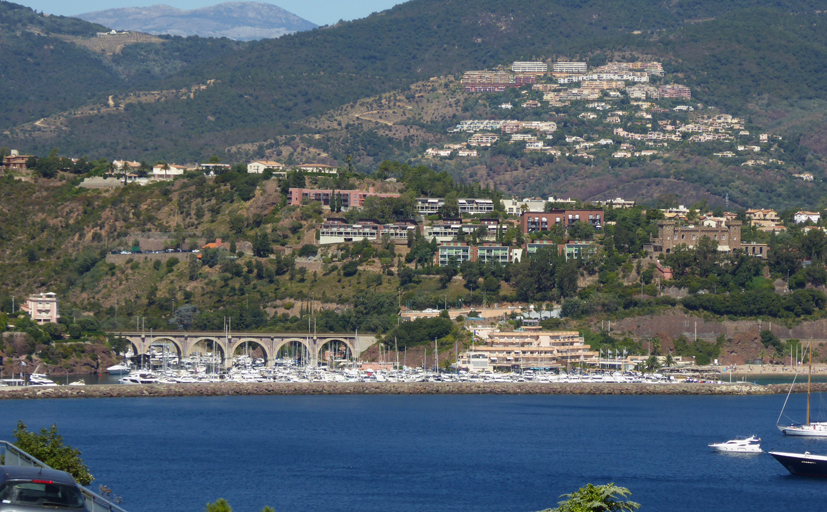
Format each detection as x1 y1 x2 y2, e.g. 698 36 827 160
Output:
0 441 129 512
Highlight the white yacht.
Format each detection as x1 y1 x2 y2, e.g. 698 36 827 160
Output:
106 361 132 375
709 435 762 454
119 371 159 385
29 373 59 387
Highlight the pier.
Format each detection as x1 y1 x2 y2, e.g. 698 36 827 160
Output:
0 381 785 400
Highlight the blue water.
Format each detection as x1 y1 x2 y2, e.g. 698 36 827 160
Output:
1 394 826 512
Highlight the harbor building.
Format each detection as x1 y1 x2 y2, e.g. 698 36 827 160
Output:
458 329 597 372
21 292 60 325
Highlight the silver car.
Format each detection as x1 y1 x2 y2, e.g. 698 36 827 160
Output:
0 466 89 511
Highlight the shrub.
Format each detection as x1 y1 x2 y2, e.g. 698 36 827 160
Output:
14 421 94 485
298 244 319 257
342 260 359 277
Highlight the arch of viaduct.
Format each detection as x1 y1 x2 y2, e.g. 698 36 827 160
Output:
110 331 377 367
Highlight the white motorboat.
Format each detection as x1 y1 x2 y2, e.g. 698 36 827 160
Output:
709 435 763 453
29 373 59 387
106 361 132 375
119 371 159 385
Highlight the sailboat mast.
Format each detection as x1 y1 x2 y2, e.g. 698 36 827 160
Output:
808 339 812 426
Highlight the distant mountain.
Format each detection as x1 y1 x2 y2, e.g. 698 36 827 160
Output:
76 2 317 41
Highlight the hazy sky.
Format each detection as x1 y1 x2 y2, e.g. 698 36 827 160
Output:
15 0 408 26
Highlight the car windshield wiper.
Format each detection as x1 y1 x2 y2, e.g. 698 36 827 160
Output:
38 501 76 508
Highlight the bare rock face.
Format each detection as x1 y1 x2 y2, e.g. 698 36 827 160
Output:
724 330 765 365
77 2 318 41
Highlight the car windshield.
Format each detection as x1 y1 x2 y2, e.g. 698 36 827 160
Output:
0 481 86 508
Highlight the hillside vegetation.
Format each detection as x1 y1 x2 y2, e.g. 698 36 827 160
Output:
3 0 827 164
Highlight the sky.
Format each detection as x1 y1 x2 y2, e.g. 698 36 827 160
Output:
13 0 409 26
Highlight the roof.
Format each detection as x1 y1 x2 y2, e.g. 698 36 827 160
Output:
0 466 77 485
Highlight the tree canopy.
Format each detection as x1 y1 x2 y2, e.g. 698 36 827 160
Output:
13 421 94 485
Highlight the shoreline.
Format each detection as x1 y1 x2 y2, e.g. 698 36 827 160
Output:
2 381 821 400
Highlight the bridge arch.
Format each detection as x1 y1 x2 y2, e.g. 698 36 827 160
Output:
316 338 355 367
122 337 142 358
148 337 184 358
273 338 313 364
229 338 272 365
189 337 226 363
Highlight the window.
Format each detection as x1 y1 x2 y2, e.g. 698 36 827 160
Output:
0 481 86 509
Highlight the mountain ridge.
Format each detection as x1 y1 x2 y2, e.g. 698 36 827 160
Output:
76 1 317 41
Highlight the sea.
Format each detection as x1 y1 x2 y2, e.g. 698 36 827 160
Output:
1 393 826 512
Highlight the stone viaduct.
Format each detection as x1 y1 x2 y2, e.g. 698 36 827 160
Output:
110 331 377 367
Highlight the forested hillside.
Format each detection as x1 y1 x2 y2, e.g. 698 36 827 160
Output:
3 0 827 159
0 1 247 132
3 0 827 209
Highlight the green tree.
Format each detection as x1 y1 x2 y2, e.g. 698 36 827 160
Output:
442 191 460 218
68 324 82 339
439 258 458 288
13 421 94 485
253 232 272 257
568 221 595 241
205 499 232 512
108 335 129 355
229 216 246 234
541 483 640 512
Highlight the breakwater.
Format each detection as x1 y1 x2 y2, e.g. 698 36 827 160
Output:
1 381 813 400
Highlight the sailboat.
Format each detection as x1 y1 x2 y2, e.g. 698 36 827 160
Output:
776 340 827 437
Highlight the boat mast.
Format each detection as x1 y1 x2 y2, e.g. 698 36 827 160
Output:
808 339 812 426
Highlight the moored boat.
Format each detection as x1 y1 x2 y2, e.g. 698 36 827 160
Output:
106 361 132 375
28 373 58 387
708 435 762 453
777 340 827 437
769 451 827 477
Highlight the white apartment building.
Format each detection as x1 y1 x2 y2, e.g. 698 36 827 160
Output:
553 62 588 74
454 120 507 133
247 160 285 174
512 61 548 73
468 133 499 147
458 330 597 372
794 211 821 224
501 198 545 215
151 164 188 180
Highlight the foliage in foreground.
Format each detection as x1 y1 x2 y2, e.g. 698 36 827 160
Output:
540 483 640 512
13 420 94 485
205 499 274 512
